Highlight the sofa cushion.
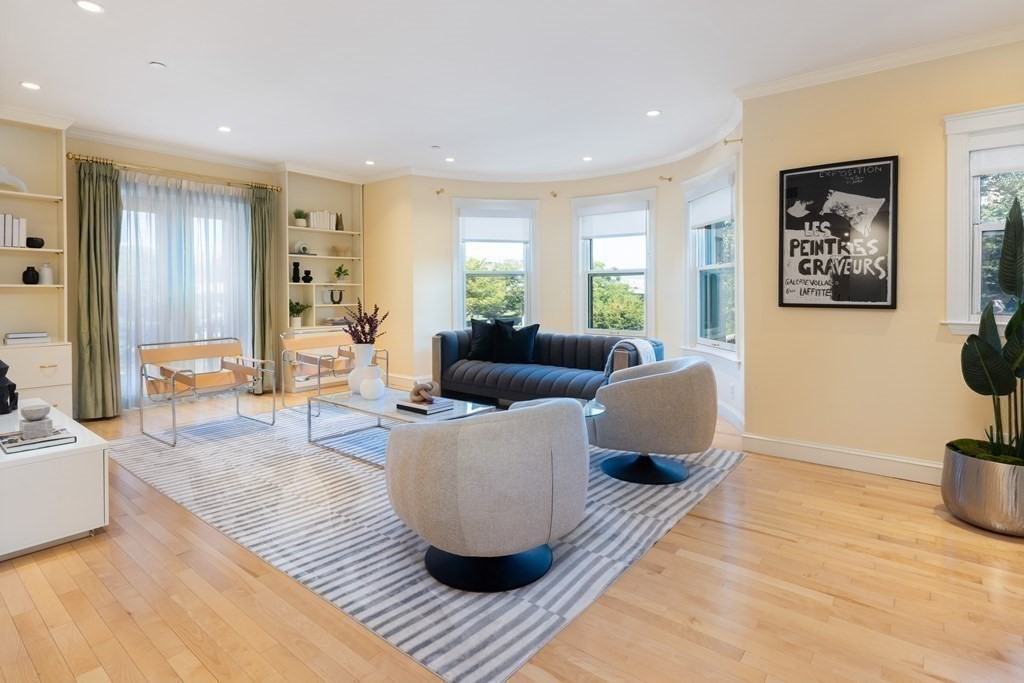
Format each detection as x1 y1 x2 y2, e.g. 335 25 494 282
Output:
443 360 608 401
467 319 496 361
494 321 539 363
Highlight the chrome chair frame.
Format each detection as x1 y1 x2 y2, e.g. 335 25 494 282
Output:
138 337 276 447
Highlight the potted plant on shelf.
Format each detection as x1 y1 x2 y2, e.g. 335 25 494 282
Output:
293 209 308 227
334 264 350 283
340 299 389 396
946 197 1024 536
289 299 311 328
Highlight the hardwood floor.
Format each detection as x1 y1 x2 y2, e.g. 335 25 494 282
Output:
3 393 1023 682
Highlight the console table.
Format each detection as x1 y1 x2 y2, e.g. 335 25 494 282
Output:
0 398 109 561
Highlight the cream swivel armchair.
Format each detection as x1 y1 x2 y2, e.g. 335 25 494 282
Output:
593 357 717 485
385 399 589 592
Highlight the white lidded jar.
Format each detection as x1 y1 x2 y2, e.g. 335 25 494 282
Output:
39 262 53 285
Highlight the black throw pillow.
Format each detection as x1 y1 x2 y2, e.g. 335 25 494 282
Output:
467 319 497 361
494 320 539 363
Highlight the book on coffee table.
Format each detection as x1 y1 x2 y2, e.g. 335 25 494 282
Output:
0 427 77 454
395 398 454 415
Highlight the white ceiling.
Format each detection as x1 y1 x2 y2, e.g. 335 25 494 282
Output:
3 1 1024 181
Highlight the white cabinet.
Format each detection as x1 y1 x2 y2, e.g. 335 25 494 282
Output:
1 342 73 411
0 398 108 560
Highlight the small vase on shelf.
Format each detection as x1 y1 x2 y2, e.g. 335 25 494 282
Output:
301 270 313 284
359 364 386 400
347 343 374 395
39 263 53 285
291 262 301 283
22 266 39 285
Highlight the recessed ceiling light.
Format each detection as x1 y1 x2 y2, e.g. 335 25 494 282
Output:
582 156 593 162
218 126 231 133
20 82 41 91
365 160 375 166
646 110 662 117
431 145 441 150
444 157 455 163
75 1 105 13
149 61 167 69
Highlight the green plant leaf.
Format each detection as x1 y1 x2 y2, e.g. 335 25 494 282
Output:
1005 303 1024 341
978 301 1002 352
962 334 1016 396
1004 324 1024 378
998 197 1024 298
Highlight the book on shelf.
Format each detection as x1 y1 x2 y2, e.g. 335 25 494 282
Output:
0 427 77 454
4 335 51 345
5 332 48 339
396 398 454 415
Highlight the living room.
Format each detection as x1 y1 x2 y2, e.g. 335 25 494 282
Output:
1 1 1024 681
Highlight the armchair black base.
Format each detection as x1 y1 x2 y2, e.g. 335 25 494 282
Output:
600 453 690 485
424 544 553 592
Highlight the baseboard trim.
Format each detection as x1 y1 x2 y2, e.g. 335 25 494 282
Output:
742 433 941 485
718 402 744 432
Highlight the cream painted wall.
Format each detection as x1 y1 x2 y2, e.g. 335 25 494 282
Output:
742 41 1024 464
363 130 745 422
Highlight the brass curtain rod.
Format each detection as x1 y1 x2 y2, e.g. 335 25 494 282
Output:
65 153 281 192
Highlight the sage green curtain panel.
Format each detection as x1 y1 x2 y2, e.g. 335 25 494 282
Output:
76 161 123 418
250 187 277 391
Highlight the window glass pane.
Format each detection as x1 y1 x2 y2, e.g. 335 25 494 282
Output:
465 274 525 326
979 172 1024 224
699 267 736 344
589 235 646 270
695 219 734 267
464 241 525 271
588 273 645 332
979 231 1019 315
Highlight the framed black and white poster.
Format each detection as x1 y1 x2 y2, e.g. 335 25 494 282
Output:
779 156 898 308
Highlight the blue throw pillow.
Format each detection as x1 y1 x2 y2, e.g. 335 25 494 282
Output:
494 320 539 363
467 319 496 361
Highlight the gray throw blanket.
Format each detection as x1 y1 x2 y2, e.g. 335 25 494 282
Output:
604 338 657 376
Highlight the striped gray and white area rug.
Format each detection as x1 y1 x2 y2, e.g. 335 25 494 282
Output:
111 409 744 682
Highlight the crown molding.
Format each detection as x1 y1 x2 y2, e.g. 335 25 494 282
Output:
66 127 276 173
280 162 365 185
735 24 1024 101
0 106 74 131
363 104 743 186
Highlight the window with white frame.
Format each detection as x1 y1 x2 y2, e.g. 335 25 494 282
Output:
453 199 537 328
946 104 1024 332
573 190 654 335
687 172 736 350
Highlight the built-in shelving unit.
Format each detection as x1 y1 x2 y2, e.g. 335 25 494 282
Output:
277 167 364 393
0 115 69 344
0 112 74 411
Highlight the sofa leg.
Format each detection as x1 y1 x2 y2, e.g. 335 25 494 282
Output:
600 453 689 485
424 544 552 592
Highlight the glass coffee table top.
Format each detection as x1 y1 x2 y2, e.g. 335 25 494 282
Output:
307 388 495 468
581 399 606 418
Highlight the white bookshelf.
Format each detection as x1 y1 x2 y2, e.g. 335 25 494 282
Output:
0 113 73 411
277 168 364 393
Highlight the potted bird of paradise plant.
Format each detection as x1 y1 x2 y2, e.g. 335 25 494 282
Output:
946 197 1024 536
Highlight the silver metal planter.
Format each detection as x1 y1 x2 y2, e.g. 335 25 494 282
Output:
942 447 1024 537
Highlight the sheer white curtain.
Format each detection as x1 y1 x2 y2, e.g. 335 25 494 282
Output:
118 172 252 408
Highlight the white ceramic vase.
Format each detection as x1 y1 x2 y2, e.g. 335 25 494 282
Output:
290 316 303 328
348 343 374 395
359 364 386 400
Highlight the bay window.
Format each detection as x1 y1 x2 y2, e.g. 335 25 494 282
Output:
453 199 537 327
573 190 654 335
687 173 736 350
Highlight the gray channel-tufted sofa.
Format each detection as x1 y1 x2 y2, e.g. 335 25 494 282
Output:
432 330 664 405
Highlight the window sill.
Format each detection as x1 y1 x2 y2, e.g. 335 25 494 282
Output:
941 319 1004 336
679 344 741 366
